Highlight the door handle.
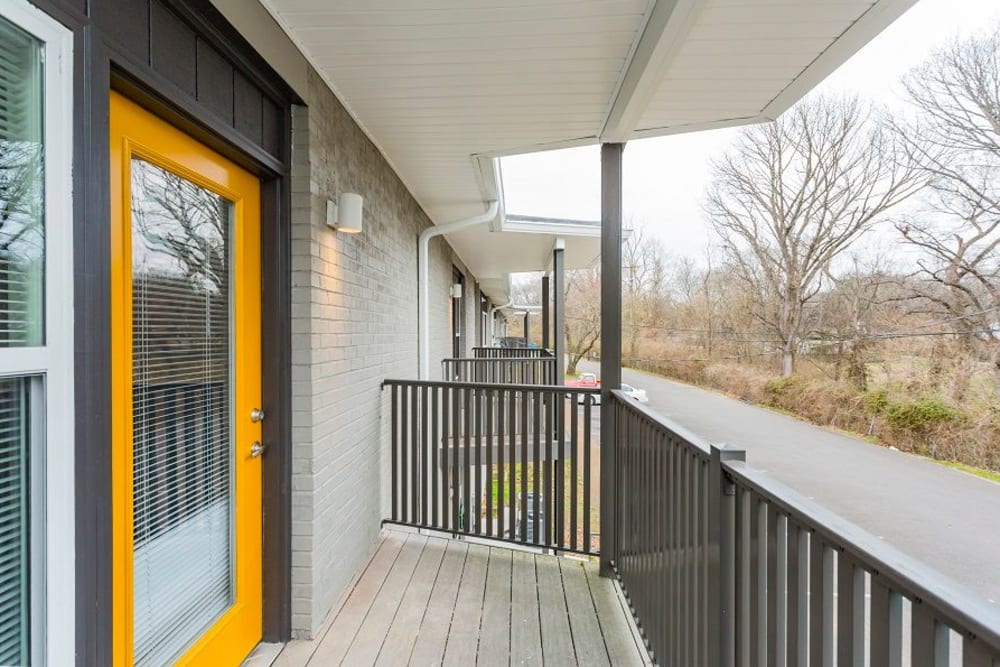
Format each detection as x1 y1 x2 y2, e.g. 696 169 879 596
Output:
250 441 266 458
250 408 265 423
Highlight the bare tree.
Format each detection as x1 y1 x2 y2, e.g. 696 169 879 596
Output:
813 252 900 390
564 263 601 375
622 228 669 363
893 28 1000 395
706 95 921 376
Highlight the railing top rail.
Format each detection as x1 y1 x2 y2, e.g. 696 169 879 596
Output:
610 389 711 460
383 377 599 393
442 357 556 363
725 458 1000 649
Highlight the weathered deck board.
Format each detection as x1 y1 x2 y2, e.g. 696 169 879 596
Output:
373 536 448 666
407 539 468 665
561 557 611 666
341 534 426 665
442 543 490 666
510 549 543 667
303 532 407 665
535 553 577 666
274 529 649 667
585 564 651 666
477 547 513 667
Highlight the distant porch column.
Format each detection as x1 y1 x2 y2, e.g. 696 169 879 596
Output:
552 240 565 386
600 142 624 577
541 276 551 350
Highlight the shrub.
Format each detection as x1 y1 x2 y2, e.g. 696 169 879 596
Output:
861 389 889 415
883 397 962 433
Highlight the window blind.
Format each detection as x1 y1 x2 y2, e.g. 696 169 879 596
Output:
0 378 28 667
130 158 234 666
0 15 44 348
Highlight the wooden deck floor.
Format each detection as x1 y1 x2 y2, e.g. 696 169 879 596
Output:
274 529 650 666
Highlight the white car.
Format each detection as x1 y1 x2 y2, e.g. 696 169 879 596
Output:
621 383 648 403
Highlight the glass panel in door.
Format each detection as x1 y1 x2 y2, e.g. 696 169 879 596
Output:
129 158 234 666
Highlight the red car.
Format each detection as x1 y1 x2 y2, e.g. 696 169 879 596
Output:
567 373 601 404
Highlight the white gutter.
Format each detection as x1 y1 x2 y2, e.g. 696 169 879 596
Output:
488 301 511 346
419 201 499 379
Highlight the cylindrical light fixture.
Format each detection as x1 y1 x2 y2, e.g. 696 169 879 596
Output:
326 192 364 234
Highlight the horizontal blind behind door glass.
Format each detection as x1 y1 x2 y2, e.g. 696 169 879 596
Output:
130 158 234 667
0 378 30 666
0 15 44 347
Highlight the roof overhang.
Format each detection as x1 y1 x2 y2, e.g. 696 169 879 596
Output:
253 0 917 290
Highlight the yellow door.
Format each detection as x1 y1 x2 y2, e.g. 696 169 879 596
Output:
110 91 263 666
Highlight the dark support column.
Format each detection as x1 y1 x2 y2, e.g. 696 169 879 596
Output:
600 142 624 577
552 243 565 386
523 312 530 346
541 276 551 350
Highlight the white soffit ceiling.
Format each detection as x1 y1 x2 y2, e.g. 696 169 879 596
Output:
259 0 916 292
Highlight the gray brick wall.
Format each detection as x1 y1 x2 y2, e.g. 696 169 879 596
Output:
290 69 463 637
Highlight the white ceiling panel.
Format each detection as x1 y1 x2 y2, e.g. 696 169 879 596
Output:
258 0 916 290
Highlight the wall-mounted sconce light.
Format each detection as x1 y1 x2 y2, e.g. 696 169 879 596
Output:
326 192 364 233
449 283 463 299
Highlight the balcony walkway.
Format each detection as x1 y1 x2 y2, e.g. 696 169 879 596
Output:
274 528 650 666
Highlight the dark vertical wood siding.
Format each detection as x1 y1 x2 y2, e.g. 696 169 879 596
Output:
56 0 291 166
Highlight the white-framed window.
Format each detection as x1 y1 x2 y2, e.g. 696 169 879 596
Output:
0 1 75 665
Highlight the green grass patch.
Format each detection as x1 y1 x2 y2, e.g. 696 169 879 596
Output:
938 460 1000 484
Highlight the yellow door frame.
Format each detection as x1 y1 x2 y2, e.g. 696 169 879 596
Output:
110 90 263 666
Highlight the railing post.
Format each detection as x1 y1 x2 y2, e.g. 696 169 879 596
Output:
711 443 746 667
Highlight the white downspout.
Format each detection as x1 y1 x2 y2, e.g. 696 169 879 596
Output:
419 201 499 379
488 301 511 346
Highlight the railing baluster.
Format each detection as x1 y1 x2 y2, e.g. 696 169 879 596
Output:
796 524 810 666
508 388 517 542
570 393 579 551
889 590 904 667
431 385 438 528
391 382 398 521
964 636 999 667
870 575 890 667
777 514 789 667
496 387 505 540
837 551 856 666
411 385 419 525
463 385 472 533
757 497 768 667
583 395 592 553
738 487 752 667
401 384 409 524
555 392 566 550
809 532 823 667
532 388 541 546
485 384 493 538
823 543 836 667
543 390 552 547
441 385 451 531
520 389 528 544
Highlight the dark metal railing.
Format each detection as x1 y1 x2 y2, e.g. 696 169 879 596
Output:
441 356 556 384
611 390 716 665
609 390 1000 667
383 379 600 554
473 346 553 358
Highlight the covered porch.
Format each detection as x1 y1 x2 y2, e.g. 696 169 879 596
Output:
273 529 649 666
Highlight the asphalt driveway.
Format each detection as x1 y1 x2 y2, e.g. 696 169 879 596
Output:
578 360 1000 606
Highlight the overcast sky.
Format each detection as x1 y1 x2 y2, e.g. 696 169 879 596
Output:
500 0 1000 264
